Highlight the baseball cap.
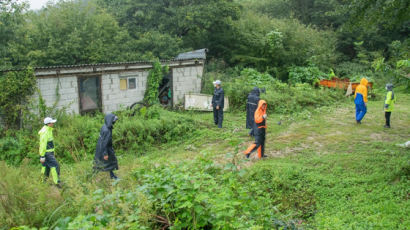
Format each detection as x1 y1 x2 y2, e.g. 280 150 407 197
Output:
213 80 222 85
44 117 57 125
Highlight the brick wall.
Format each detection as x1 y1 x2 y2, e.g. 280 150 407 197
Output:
172 65 203 105
102 71 148 113
34 76 79 113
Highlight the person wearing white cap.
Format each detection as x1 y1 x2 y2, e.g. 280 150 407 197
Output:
38 117 61 187
212 80 224 128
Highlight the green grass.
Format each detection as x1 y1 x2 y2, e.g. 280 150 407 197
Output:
1 94 409 229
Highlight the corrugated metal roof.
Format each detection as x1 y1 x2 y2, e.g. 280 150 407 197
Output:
0 51 207 73
175 48 207 60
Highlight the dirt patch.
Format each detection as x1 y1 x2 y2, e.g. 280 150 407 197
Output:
370 133 383 141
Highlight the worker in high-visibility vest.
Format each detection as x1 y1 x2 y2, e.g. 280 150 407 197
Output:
244 100 267 159
354 78 369 124
39 117 61 187
384 83 396 128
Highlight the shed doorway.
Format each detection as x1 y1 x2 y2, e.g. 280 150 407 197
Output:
78 75 102 114
158 71 173 107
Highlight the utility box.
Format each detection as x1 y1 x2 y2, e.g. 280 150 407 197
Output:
184 93 229 111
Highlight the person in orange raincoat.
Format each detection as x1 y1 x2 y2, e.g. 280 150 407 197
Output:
354 78 368 124
244 100 267 159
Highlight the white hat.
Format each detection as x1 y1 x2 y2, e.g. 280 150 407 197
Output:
44 117 57 125
213 80 222 85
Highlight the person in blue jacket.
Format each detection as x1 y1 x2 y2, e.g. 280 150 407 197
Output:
354 78 369 124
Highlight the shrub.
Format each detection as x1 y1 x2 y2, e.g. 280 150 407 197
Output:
0 68 36 130
132 154 297 229
0 106 203 166
53 189 154 230
224 68 345 114
0 162 67 228
288 66 327 85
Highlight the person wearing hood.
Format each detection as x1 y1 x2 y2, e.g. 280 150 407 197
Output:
354 78 369 124
39 117 61 187
94 113 119 179
212 80 224 128
244 100 268 159
246 87 260 136
384 83 396 128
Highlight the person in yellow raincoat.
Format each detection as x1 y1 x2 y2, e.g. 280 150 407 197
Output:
354 78 369 124
244 100 267 159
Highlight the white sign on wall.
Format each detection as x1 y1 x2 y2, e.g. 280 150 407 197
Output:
184 93 229 111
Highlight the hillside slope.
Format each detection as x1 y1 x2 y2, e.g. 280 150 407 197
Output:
1 94 409 229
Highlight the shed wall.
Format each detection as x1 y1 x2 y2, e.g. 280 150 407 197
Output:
34 76 79 114
172 65 203 105
102 71 148 113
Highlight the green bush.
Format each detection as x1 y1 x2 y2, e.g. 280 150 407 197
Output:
288 66 327 85
131 154 297 229
53 189 154 229
0 162 68 229
48 154 300 229
0 106 203 166
225 68 345 114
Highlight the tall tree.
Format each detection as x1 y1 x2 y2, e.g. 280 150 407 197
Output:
343 0 410 30
0 0 27 69
99 0 241 59
6 0 180 68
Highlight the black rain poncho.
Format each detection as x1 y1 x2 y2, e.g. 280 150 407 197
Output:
246 87 260 130
94 113 118 172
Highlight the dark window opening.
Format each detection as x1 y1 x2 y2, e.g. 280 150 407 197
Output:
128 78 136 89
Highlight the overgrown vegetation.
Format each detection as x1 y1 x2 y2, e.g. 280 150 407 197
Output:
0 68 36 130
0 106 202 166
0 0 409 229
1 94 409 229
143 61 169 105
223 68 345 114
1 0 408 89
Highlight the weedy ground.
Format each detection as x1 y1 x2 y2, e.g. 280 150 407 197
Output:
1 94 409 229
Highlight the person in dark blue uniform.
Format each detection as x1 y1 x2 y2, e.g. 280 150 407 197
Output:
246 87 260 136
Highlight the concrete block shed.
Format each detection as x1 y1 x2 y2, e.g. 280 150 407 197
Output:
25 49 206 114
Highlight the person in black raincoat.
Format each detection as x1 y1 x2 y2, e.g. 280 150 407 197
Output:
212 80 224 128
94 113 119 179
246 87 260 136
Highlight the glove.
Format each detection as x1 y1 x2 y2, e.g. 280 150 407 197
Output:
262 114 267 119
384 104 389 109
40 156 46 163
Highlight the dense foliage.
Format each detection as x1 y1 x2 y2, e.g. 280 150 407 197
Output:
144 61 169 105
0 1 409 229
1 0 408 86
0 106 201 166
224 68 344 114
0 69 36 129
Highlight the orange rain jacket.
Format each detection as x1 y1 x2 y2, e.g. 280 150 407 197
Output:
254 100 267 129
